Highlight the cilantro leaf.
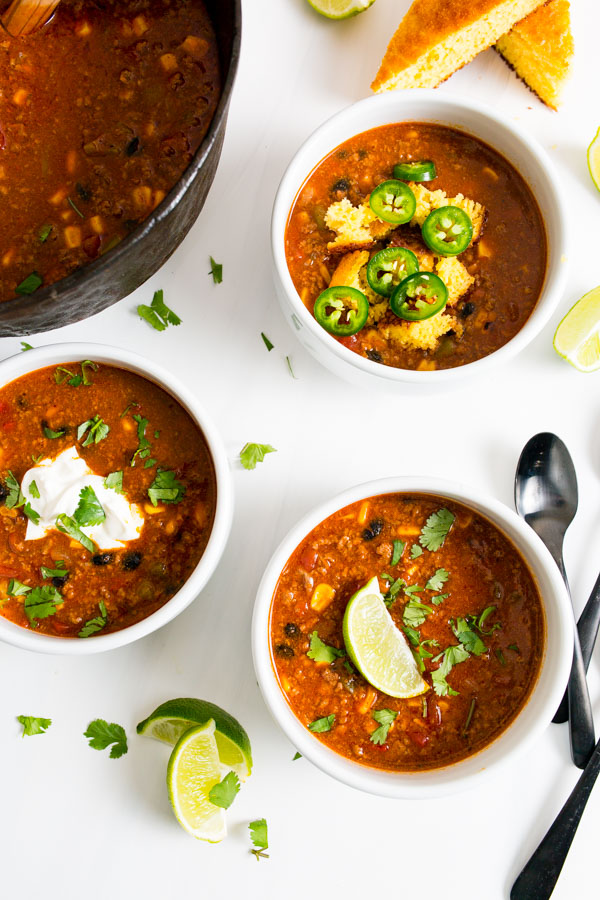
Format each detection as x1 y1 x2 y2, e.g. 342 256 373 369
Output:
72 486 106 527
292 752 302 761
54 360 98 387
104 471 123 494
391 539 405 566
55 514 95 553
24 585 62 626
21 342 33 351
148 469 185 506
477 606 502 635
286 355 297 379
410 544 423 559
39 225 52 243
209 257 223 284
15 271 42 295
137 289 181 331
431 645 470 697
249 818 269 860
23 502 40 525
8 579 31 597
370 708 397 745
77 415 109 447
84 719 128 758
382 575 405 607
451 617 487 656
261 332 274 351
419 508 455 552
425 568 449 592
130 414 151 466
208 771 240 809
41 562 68 579
17 715 51 737
307 631 344 664
78 601 108 638
239 443 277 471
43 425 65 439
308 714 335 733
402 598 433 628
402 625 420 646
431 593 449 606
5 471 24 509
29 480 40 499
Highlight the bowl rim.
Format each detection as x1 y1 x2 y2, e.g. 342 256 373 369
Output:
0 341 233 655
271 89 570 384
0 0 243 325
251 475 573 798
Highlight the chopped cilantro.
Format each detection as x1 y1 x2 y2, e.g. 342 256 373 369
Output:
249 818 269 861
15 272 42 295
308 714 335 733
55 514 95 553
402 629 439 672
7 579 31 597
31 454 43 464
130 414 151 466
292 752 302 761
67 195 84 218
43 425 65 439
77 415 109 447
209 256 223 284
120 402 138 418
307 631 344 664
39 224 53 243
431 593 449 606
148 469 185 507
21 342 33 351
104 471 123 494
40 562 68 579
5 471 24 509
402 598 433 628
17 715 51 737
23 502 40 526
208 771 240 809
463 698 477 736
239 443 277 470
496 649 507 666
382 575 405 607
78 601 108 638
54 360 98 387
507 643 520 653
477 605 502 635
261 332 274 351
451 617 487 656
419 508 455 552
84 719 128 758
370 708 397 745
24 585 63 627
425 568 449 592
73 486 106 527
431 644 470 697
410 544 423 559
286 355 297 379
391 539 405 566
137 289 181 331
29 480 40 499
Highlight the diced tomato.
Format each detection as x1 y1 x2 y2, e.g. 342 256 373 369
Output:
300 548 318 571
50 620 72 635
407 729 430 748
83 234 101 258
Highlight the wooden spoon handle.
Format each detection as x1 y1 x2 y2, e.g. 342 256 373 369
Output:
2 0 60 35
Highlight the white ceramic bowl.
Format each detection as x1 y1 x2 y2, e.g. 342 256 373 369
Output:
252 476 572 798
0 342 233 655
271 91 569 388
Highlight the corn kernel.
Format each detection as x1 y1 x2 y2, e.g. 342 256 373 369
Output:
357 689 377 715
121 418 134 432
280 675 291 692
66 150 77 174
75 21 91 37
144 503 165 515
89 216 104 235
357 501 369 526
49 187 68 206
181 35 208 58
132 14 149 36
310 583 336 613
64 226 81 248
159 53 178 73
12 88 28 106
132 185 152 209
152 189 166 209
2 249 15 266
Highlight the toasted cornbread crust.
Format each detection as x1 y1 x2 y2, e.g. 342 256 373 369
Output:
495 0 573 109
371 0 546 92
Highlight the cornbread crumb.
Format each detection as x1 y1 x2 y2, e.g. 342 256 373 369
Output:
495 0 573 110
325 198 397 252
409 183 486 242
435 257 475 306
371 0 546 93
380 314 463 351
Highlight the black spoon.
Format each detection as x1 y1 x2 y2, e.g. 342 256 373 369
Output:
515 432 595 769
554 571 600 723
511 733 600 900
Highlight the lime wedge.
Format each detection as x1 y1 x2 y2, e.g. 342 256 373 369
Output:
343 577 428 698
137 698 252 780
167 721 227 842
306 0 375 20
587 127 600 192
554 286 600 372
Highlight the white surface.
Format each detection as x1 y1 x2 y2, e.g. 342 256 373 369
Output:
0 1 598 897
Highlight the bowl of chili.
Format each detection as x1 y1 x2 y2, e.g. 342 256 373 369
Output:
0 342 233 654
272 91 569 386
0 0 241 336
252 476 572 798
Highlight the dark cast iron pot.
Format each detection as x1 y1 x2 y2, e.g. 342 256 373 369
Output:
0 0 241 337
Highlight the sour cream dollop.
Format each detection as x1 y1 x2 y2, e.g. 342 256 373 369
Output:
21 446 144 550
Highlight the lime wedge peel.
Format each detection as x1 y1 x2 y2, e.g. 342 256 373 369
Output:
137 697 252 780
167 721 227 843
553 286 600 373
306 0 375 20
342 577 428 698
587 127 600 193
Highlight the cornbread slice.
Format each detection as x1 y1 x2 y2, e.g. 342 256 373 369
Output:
371 0 546 93
495 0 573 110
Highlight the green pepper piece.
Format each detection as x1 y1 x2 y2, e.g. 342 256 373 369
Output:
366 247 419 298
393 160 436 182
421 206 473 256
369 180 416 225
313 285 369 337
390 272 448 322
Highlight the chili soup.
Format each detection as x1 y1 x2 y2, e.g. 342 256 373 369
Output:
285 122 547 370
0 0 221 303
270 493 545 772
0 360 216 637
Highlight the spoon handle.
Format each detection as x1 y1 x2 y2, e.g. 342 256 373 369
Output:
567 632 596 768
511 735 600 900
554 571 600 724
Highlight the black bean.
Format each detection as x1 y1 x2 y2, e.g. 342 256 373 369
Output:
274 644 294 659
125 137 140 157
365 349 382 363
331 177 350 193
0 482 7 504
484 320 494 331
76 182 92 202
17 394 29 410
362 518 383 541
460 301 476 319
92 553 114 567
123 551 142 571
284 622 300 638
52 575 69 588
